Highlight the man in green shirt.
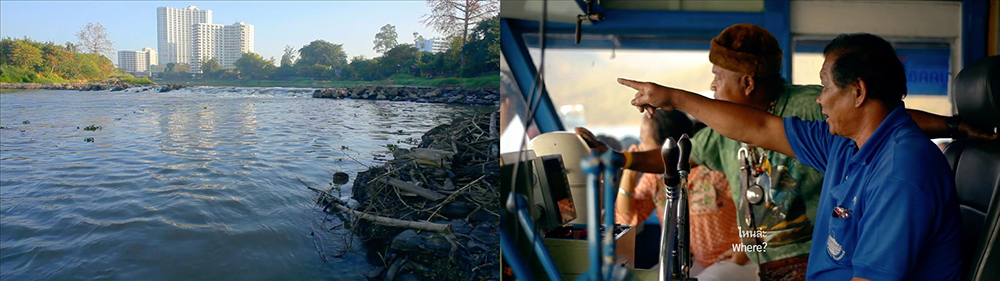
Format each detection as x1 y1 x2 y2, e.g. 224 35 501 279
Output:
689 24 823 279
576 23 996 280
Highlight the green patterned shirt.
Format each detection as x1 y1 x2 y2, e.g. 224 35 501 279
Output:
690 84 826 264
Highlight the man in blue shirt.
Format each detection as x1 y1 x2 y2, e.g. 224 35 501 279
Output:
618 33 963 280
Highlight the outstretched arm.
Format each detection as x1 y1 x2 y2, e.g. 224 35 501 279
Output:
907 109 998 140
620 78 796 158
575 127 666 173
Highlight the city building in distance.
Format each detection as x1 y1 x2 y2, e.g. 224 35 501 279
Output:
156 5 254 74
193 21 254 72
416 37 448 53
118 47 158 74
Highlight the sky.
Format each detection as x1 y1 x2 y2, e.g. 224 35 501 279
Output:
0 1 445 64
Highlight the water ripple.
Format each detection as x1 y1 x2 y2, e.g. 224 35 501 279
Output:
0 89 492 280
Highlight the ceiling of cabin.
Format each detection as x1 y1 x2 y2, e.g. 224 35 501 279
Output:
500 0 765 24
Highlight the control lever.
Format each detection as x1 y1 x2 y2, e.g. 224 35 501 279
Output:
658 137 679 281
659 134 696 281
675 134 694 280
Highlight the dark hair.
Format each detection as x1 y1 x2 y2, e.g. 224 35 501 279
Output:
822 33 907 108
652 110 694 146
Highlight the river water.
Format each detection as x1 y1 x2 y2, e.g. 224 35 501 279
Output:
0 88 489 280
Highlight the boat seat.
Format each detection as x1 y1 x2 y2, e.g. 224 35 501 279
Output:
943 55 1000 281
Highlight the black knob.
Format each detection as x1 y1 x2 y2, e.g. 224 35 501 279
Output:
661 137 680 186
677 134 691 173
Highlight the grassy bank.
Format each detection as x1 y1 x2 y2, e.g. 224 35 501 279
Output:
157 73 498 89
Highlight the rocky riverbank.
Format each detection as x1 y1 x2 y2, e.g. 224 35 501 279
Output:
312 85 498 106
0 81 186 92
311 112 500 281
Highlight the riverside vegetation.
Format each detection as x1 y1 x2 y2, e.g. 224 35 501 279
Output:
2 16 498 90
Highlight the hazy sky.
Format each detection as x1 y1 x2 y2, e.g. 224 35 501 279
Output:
0 1 445 64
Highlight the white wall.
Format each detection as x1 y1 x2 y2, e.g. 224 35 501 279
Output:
790 0 963 81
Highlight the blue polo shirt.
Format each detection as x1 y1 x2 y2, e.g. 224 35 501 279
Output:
784 103 962 281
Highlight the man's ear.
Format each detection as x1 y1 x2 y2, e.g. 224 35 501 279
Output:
853 79 868 108
741 75 755 96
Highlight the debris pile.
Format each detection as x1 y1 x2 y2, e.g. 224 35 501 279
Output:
312 111 500 280
312 86 498 106
0 81 185 92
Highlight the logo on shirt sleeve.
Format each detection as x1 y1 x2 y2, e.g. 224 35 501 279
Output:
827 234 845 260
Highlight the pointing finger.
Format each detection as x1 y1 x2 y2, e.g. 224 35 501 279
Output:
618 78 641 90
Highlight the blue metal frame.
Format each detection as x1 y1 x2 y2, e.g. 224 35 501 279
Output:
500 211 538 281
763 0 792 81
508 193 563 281
962 0 988 67
501 18 565 133
503 0 793 134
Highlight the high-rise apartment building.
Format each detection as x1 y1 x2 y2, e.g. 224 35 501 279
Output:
192 21 255 72
118 47 158 73
157 6 212 65
157 6 254 73
144 47 159 67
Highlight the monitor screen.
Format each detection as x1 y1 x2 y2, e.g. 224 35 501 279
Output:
500 151 577 233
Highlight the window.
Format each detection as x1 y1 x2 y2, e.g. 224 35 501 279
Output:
501 53 541 153
792 38 953 116
523 48 713 142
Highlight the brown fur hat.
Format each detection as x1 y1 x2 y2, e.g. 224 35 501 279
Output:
709 23 782 77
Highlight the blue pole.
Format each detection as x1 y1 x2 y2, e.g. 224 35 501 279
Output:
508 193 564 281
599 151 625 280
500 218 538 281
581 154 603 281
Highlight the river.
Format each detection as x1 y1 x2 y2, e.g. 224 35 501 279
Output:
0 88 490 280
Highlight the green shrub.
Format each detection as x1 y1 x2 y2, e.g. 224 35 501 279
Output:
431 78 462 87
461 74 499 88
0 65 34 83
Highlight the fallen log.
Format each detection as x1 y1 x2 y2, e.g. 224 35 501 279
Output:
331 202 451 233
379 177 445 201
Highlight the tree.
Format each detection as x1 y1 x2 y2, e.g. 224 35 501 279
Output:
0 37 117 83
460 15 500 77
280 45 297 67
373 24 399 55
420 0 498 69
201 57 222 79
421 0 498 46
235 52 276 80
40 42 69 75
272 64 298 80
64 42 78 53
346 57 380 81
9 40 43 69
75 22 115 60
378 44 419 77
297 40 348 70
413 32 425 44
166 63 176 73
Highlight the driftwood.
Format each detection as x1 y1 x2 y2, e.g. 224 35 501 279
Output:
379 177 445 201
401 148 454 167
307 185 452 233
426 174 488 221
312 112 500 280
330 201 452 233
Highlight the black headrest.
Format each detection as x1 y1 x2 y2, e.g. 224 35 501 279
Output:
952 55 1000 128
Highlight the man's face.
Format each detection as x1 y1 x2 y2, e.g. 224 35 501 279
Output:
710 65 750 104
817 54 857 137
